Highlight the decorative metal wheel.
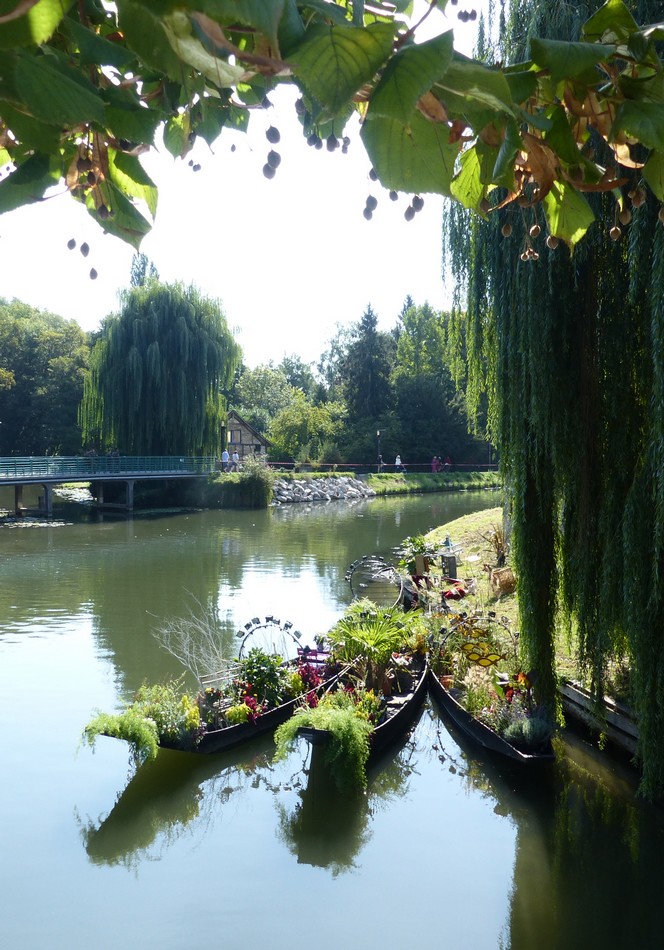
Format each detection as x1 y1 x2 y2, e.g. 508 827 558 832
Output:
345 554 404 609
235 615 303 659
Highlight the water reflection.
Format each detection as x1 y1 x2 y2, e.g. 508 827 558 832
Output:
276 725 421 874
81 734 285 869
429 709 664 948
81 725 421 877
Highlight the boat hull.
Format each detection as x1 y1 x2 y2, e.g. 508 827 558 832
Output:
429 666 554 763
161 673 339 755
560 680 638 756
298 661 429 761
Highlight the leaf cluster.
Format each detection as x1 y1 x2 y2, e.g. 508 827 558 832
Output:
274 693 373 793
0 2 662 247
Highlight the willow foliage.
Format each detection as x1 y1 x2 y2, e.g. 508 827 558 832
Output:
81 283 241 456
445 0 664 797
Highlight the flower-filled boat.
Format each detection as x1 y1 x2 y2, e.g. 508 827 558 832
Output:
273 600 430 791
84 645 340 762
429 614 555 763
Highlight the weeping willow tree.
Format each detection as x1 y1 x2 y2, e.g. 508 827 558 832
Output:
80 283 241 456
446 0 664 798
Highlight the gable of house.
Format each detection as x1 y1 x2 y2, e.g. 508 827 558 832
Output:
226 411 270 458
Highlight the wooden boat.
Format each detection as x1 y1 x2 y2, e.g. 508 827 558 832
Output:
560 679 638 756
161 663 340 755
429 665 555 763
297 657 429 762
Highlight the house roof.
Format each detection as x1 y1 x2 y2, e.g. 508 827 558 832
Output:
227 409 272 446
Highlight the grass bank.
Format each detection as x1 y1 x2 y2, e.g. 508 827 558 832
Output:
365 470 502 496
423 506 580 686
420 505 519 627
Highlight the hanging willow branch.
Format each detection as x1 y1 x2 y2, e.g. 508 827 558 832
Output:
445 0 664 798
80 282 241 456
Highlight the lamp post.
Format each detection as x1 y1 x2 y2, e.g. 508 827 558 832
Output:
376 429 381 472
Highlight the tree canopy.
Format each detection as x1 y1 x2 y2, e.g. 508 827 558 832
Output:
0 298 89 454
80 282 240 455
0 1 662 249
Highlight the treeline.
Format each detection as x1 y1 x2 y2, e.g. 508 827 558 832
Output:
0 287 491 465
231 299 491 466
0 298 89 455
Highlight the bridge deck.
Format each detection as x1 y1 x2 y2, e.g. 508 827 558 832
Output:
0 456 217 486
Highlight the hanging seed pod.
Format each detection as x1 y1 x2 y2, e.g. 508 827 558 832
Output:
501 223 512 238
529 223 541 238
546 235 559 250
631 188 646 208
520 251 529 261
609 225 622 241
618 208 632 225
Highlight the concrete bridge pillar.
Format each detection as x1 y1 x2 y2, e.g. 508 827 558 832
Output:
14 484 22 516
40 483 53 517
125 480 135 510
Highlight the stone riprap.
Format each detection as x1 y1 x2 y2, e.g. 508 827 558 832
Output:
272 476 376 505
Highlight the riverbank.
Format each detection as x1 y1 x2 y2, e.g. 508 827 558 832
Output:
365 470 501 495
428 506 639 764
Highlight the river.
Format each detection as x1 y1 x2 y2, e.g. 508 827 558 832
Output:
1 491 662 949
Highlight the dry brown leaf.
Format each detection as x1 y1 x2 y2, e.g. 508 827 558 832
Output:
417 92 448 123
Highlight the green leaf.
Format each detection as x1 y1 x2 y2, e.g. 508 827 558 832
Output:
542 179 595 247
582 0 639 45
163 113 191 159
85 179 152 249
618 70 664 104
163 13 246 88
0 0 73 50
290 1 349 26
140 0 288 45
102 87 164 147
289 22 395 113
613 102 664 151
278 0 305 55
643 151 664 202
433 56 515 121
0 100 61 153
544 105 587 165
107 150 158 217
117 0 186 83
450 145 484 211
14 50 105 126
62 18 136 70
0 153 59 213
361 111 461 196
529 37 616 82
492 118 520 190
503 66 538 105
369 31 454 124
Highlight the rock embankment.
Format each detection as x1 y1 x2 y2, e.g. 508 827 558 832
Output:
272 476 376 505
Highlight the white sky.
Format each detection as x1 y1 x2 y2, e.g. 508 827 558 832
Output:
0 4 484 369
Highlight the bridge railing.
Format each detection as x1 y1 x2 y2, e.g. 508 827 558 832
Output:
0 456 217 479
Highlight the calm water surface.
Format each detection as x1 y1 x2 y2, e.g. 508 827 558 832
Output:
1 491 662 949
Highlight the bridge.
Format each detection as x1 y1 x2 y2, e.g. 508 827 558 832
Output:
0 456 217 516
